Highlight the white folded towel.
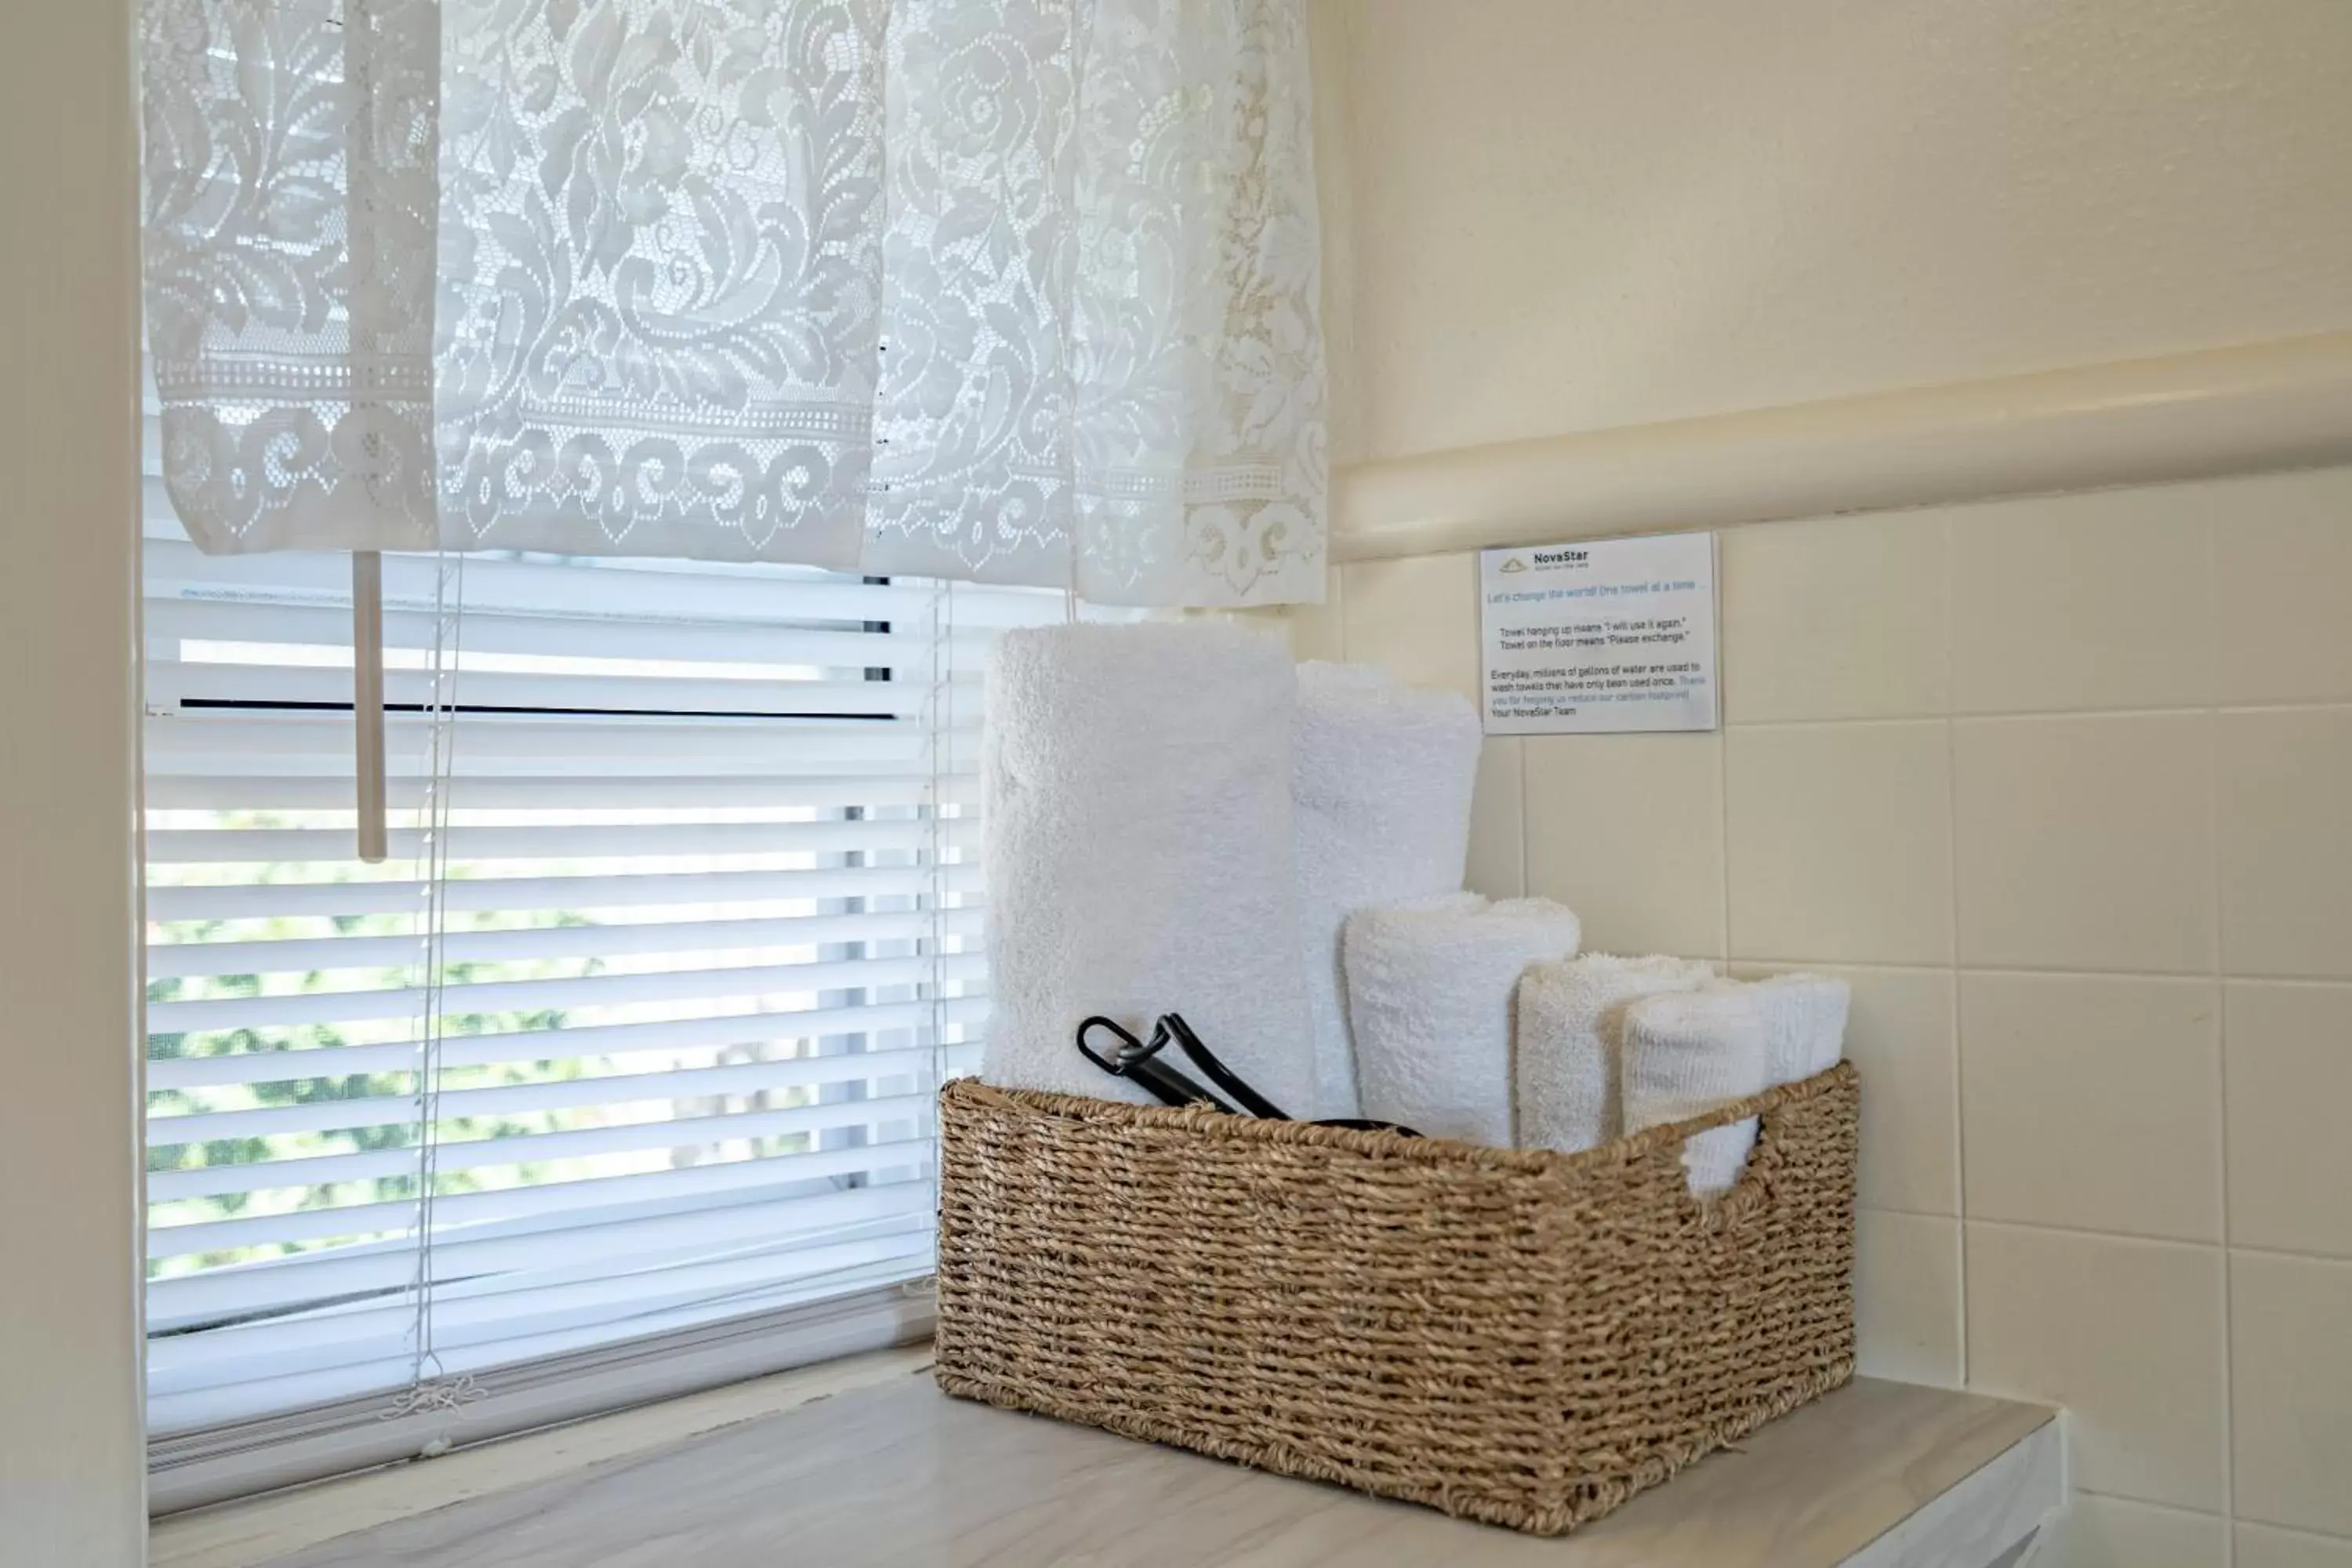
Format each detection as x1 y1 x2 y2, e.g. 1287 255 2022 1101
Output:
982 622 1313 1112
1343 893 1583 1145
1294 662 1483 1119
1616 974 1851 1194
1515 953 1715 1155
1744 972 1852 1086
1621 989 1773 1194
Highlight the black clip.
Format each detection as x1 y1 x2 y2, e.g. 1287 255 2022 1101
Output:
1157 1011 1290 1120
1074 1013 1421 1137
1073 1016 1238 1113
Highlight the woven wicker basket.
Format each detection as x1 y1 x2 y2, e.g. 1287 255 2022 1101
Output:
933 1060 1858 1536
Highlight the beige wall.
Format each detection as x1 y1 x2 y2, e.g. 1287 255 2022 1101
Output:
0 0 148 1561
1310 9 2352 1559
1313 0 2352 467
1300 468 2352 1566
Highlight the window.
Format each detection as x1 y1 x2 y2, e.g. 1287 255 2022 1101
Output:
140 464 1060 1507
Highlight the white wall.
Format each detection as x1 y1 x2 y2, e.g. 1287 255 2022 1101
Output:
1314 0 2352 467
0 0 148 1561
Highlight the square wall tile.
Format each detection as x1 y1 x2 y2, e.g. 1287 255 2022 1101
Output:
1965 1223 2226 1510
1524 732 1723 960
2214 468 2352 706
1726 722 1953 966
1339 553 1480 701
1959 973 2221 1243
1720 510 1948 722
2220 709 2352 979
2226 983 2352 1258
2233 1251 2352 1537
2238 1524 2352 1568
2035 1496 2227 1568
1465 739 1524 900
1853 1208 1962 1385
1955 714 2215 973
1951 485 2212 713
1737 963 1957 1214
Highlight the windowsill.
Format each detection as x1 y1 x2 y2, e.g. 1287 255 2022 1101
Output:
147 1345 933 1568
154 1349 2061 1567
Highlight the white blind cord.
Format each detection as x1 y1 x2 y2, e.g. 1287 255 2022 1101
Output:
383 548 477 1441
924 579 952 1271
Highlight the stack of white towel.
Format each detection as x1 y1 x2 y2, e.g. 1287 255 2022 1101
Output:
980 623 1846 1193
1518 965 1851 1192
982 629 1483 1120
1344 913 1849 1189
1515 953 1715 1154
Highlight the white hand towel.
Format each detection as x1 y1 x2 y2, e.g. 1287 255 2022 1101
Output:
1342 893 1582 1145
982 622 1313 1112
1744 972 1852 1086
1515 953 1715 1154
1621 989 1774 1195
1294 662 1483 1120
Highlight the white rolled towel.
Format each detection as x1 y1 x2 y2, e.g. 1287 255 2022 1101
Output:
1617 974 1852 1194
1621 989 1773 1194
982 622 1313 1112
1746 972 1852 1086
1515 953 1715 1155
1295 662 1483 1120
1342 893 1582 1145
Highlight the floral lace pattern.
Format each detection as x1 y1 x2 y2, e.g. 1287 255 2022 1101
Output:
140 0 1324 606
436 0 887 568
143 0 443 553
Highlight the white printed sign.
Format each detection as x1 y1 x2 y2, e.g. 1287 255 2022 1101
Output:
1478 532 1719 735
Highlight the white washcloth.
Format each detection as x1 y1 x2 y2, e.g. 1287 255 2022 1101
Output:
1515 953 1716 1155
1621 989 1773 1194
982 622 1313 1112
1294 662 1483 1120
1343 893 1582 1145
1744 972 1852 1086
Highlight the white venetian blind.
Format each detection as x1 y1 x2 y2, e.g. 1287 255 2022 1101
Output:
140 460 1065 1504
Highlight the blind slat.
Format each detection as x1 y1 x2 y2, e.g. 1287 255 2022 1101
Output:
147 863 983 923
149 1231 938 1429
145 537 1068 630
147 1091 938 1205
145 713 983 772
148 1177 936 1334
149 953 985 1035
151 1040 976 1145
148 1135 935 1261
145 538 934 624
149 906 985 979
145 772 980 813
143 815 980 866
152 1220 932 1395
154 657 979 720
149 597 989 670
148 997 990 1089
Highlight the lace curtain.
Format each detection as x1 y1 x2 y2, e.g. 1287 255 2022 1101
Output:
140 0 1325 607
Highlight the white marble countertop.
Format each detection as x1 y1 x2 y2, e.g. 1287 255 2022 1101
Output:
175 1354 2062 1568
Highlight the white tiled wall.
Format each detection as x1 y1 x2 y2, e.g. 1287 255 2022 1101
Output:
1294 465 2352 1559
